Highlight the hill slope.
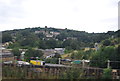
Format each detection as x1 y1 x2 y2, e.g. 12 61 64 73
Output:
2 27 120 50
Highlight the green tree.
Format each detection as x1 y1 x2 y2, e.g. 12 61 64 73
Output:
2 33 12 43
60 67 84 80
45 39 57 49
38 40 47 49
102 68 112 79
90 46 118 68
71 53 75 59
12 48 21 57
45 58 58 64
12 48 21 60
25 49 43 61
54 53 61 58
8 42 20 49
37 33 45 39
103 39 111 46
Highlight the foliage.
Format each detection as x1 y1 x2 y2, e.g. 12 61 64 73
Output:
103 39 111 46
3 27 119 50
69 46 120 68
8 42 20 48
45 53 61 64
2 27 120 68
12 48 21 57
102 68 112 79
90 46 120 68
54 53 61 58
64 49 73 54
60 67 84 80
2 33 12 43
25 48 43 61
70 49 94 60
2 28 120 79
45 58 58 64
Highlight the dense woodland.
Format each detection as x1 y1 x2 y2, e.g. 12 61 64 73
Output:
2 27 120 69
2 27 120 49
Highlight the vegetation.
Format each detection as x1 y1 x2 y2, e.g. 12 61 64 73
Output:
12 48 21 57
2 27 120 79
2 27 120 63
102 68 112 79
2 27 119 50
90 46 120 68
24 48 43 61
2 33 12 43
45 53 61 64
60 67 84 80
12 48 21 60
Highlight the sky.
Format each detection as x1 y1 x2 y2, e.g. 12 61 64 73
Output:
0 0 119 33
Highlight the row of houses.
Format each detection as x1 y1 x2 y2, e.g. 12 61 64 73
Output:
38 48 65 59
35 30 60 38
35 30 78 41
1 48 14 62
1 47 65 62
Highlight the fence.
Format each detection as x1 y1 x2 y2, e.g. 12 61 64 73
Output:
2 63 120 79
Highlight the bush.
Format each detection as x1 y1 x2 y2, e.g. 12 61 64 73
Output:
60 67 84 80
102 68 112 79
103 40 111 46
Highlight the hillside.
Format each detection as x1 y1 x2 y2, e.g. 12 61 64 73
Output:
2 26 120 50
2 27 120 69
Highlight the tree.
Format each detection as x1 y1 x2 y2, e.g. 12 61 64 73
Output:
25 49 43 61
103 39 111 46
2 33 12 43
56 33 67 41
12 48 21 60
20 34 39 47
12 48 21 57
20 38 34 46
90 46 118 68
60 67 84 79
71 53 75 59
63 39 81 50
102 68 112 79
20 30 31 37
38 40 47 49
117 45 120 54
37 33 45 39
45 58 58 64
54 53 61 58
45 39 58 49
8 42 20 49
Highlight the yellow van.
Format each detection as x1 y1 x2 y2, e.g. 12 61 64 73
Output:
30 60 45 65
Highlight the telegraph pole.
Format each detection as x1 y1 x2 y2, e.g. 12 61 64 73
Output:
59 58 61 64
82 59 85 68
21 51 25 61
107 60 110 68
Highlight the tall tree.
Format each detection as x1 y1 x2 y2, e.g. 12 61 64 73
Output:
2 33 12 43
25 48 43 61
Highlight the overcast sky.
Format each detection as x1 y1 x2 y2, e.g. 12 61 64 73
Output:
0 0 119 33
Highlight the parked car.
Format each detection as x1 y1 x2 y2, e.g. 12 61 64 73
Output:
3 61 13 64
71 60 81 64
17 61 30 67
61 59 71 62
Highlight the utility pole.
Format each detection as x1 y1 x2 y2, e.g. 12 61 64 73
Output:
107 60 110 68
82 59 85 68
21 51 25 61
59 58 61 64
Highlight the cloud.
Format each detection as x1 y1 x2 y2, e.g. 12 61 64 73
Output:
0 0 119 32
0 0 25 24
